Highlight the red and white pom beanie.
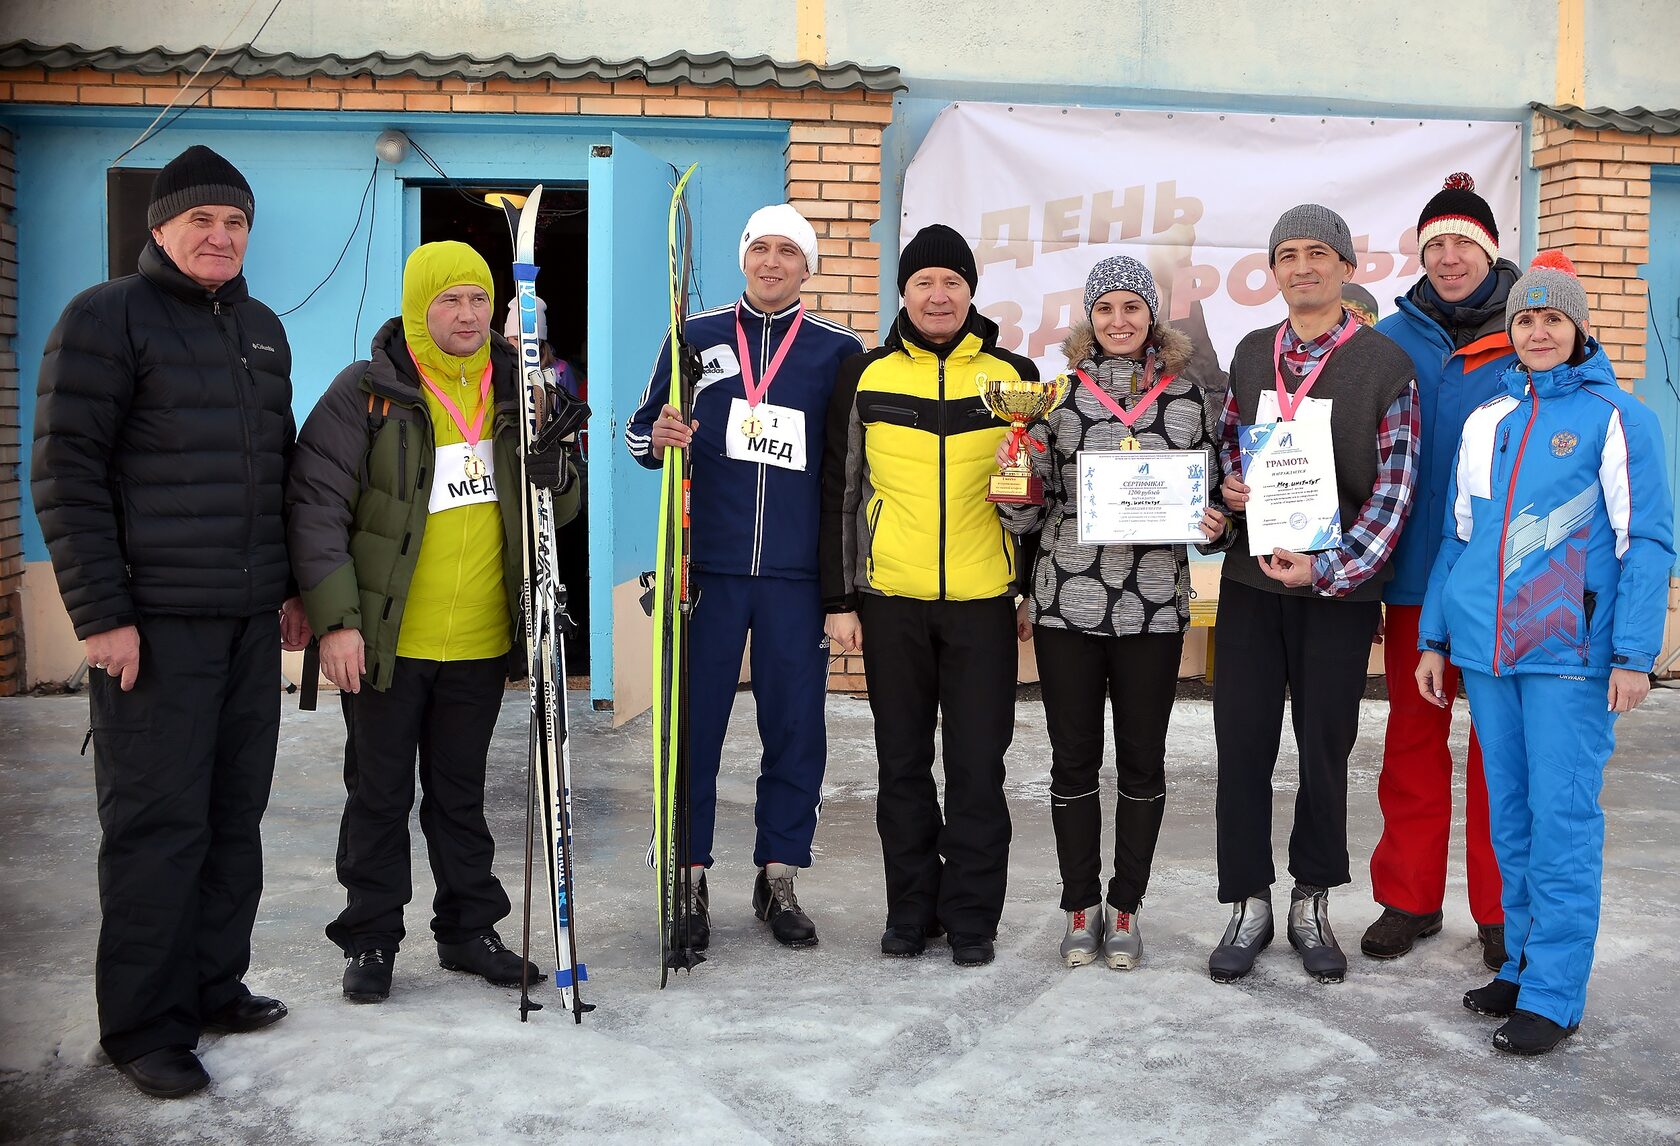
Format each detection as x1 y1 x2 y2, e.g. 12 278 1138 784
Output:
1417 172 1499 263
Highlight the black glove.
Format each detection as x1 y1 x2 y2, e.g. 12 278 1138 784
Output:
525 389 591 491
524 443 572 491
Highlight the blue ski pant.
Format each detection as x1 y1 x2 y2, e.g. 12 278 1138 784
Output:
1461 670 1616 1028
687 571 828 869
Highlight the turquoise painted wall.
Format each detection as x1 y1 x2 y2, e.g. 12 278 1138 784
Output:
6 107 786 700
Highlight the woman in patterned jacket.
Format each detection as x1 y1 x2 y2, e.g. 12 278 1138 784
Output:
999 255 1229 969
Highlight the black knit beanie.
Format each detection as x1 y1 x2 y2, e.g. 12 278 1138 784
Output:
1417 172 1498 263
897 224 977 294
147 145 255 229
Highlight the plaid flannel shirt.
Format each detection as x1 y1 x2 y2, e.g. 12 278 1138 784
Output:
1217 314 1421 597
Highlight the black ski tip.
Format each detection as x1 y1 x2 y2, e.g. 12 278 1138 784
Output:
664 948 707 972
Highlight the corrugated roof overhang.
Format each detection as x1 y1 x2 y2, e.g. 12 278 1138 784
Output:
0 40 903 93
1532 103 1680 135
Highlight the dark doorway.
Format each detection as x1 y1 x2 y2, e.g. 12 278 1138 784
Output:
107 167 161 279
419 184 592 679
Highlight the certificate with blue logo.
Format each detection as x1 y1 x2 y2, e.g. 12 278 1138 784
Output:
1238 418 1341 554
1075 449 1210 546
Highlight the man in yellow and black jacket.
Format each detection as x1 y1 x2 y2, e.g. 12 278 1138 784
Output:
820 224 1037 968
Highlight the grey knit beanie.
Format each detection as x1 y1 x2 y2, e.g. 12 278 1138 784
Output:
147 145 255 229
1506 251 1590 344
1268 203 1356 268
1083 254 1158 324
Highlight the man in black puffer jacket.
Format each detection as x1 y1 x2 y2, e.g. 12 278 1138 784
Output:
31 146 307 1100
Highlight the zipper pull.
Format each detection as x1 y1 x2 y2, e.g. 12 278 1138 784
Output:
1500 427 1510 453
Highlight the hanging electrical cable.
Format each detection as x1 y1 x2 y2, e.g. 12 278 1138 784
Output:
111 0 286 166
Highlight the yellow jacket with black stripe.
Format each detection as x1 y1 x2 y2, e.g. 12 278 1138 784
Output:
820 308 1037 608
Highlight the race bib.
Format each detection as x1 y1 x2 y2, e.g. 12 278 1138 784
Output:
1255 391 1333 424
429 440 498 514
724 397 806 471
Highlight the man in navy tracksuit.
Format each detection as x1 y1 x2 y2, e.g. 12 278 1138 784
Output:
1418 252 1674 1055
626 204 864 950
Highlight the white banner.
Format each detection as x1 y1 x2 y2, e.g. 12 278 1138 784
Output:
901 103 1523 382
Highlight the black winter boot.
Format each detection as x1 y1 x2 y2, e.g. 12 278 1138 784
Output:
1493 1010 1578 1055
344 947 394 1003
1359 906 1443 959
1463 977 1520 1018
948 932 995 967
202 993 288 1034
880 924 928 957
438 933 545 988
752 864 818 947
114 1046 210 1099
1478 924 1507 972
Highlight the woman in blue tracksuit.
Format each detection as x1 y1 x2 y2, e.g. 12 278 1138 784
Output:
626 204 865 952
1416 251 1674 1055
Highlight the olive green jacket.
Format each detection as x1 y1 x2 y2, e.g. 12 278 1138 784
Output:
286 318 579 690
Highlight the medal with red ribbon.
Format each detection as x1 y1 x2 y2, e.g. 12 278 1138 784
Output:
735 303 804 435
1075 352 1175 450
412 351 494 472
1271 316 1358 421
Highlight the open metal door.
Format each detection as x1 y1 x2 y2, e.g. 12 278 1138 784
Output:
587 133 691 724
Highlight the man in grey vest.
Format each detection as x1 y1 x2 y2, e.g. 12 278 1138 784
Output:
1205 205 1420 985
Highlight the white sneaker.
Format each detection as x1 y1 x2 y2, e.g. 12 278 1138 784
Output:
1059 904 1103 967
1103 906 1143 970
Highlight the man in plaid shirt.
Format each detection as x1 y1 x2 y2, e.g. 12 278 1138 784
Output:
1206 204 1420 987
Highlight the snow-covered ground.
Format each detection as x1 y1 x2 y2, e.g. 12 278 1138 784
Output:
2 683 1677 1144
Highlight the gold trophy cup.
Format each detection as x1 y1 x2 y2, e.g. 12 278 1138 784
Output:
979 374 1071 504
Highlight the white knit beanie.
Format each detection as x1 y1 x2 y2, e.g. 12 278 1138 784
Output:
739 204 819 274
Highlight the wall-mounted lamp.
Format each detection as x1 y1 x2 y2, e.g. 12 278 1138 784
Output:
374 129 410 164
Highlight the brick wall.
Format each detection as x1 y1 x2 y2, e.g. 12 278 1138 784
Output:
1531 111 1662 386
1532 111 1680 676
0 129 20 694
0 65 893 345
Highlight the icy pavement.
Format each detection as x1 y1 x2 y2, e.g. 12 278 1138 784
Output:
1 683 1678 1144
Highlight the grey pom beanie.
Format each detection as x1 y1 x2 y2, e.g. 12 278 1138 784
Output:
1506 251 1591 346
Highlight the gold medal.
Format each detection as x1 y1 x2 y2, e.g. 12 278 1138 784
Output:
464 451 487 479
1120 435 1143 452
741 412 764 439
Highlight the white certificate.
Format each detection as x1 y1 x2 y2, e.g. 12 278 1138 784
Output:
1075 449 1210 546
1239 418 1342 553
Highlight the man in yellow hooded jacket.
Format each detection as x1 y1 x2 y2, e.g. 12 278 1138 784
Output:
287 242 581 1003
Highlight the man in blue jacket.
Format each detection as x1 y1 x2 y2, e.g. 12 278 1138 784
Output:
1417 251 1674 1054
1365 174 1519 969
627 204 864 952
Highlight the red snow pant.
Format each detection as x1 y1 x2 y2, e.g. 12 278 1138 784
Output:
1369 605 1503 923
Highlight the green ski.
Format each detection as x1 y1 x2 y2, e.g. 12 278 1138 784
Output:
651 162 702 984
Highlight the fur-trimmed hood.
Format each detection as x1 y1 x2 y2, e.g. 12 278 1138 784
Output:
1061 320 1193 378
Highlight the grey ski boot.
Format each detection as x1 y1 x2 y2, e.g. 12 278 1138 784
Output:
1102 906 1143 970
1209 894 1273 983
1059 904 1103 968
1288 884 1347 983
